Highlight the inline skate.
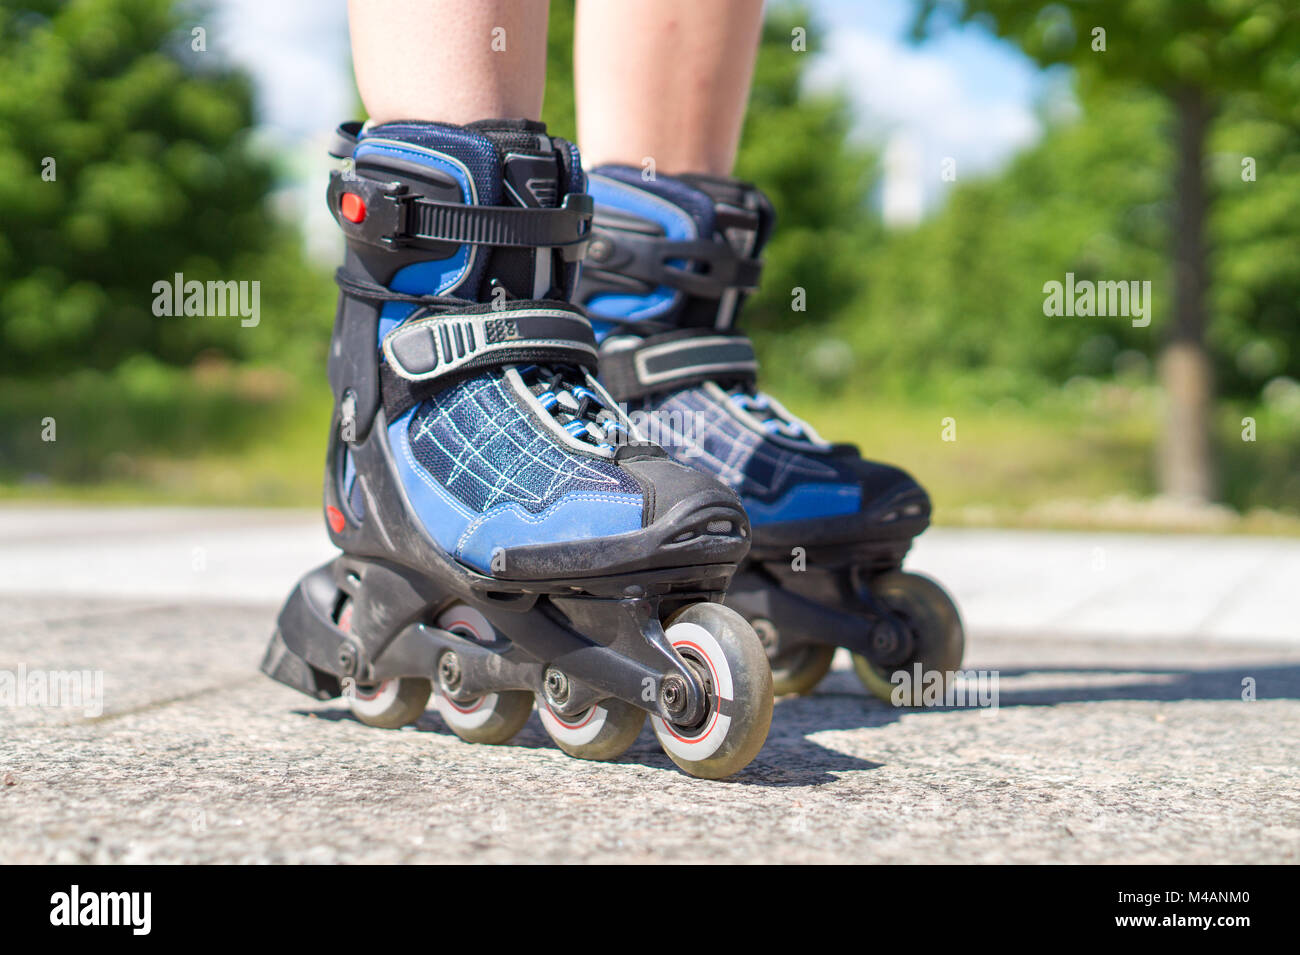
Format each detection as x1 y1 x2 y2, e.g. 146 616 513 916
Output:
260 121 772 778
574 166 964 701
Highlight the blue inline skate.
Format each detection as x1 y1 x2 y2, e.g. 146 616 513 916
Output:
261 122 772 777
575 166 964 700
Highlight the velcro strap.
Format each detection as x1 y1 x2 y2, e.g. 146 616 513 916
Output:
328 171 592 260
383 302 597 383
599 332 758 401
380 302 598 420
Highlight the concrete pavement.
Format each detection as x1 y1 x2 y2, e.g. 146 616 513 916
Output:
1 506 1295 643
1 506 1297 863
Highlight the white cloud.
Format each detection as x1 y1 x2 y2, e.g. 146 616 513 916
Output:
211 0 352 141
209 0 352 261
807 28 1041 210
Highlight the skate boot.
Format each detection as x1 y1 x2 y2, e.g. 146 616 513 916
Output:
260 122 772 777
575 166 964 700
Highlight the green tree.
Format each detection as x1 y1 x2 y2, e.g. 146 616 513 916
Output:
735 4 877 338
850 83 1170 397
1210 100 1300 399
914 0 1300 502
0 0 296 376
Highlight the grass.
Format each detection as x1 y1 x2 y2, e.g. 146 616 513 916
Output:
772 376 1300 535
3 363 1298 536
0 357 332 507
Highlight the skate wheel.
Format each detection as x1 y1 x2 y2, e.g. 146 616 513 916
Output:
348 678 433 729
538 697 645 762
335 598 432 728
851 571 965 706
769 645 836 697
650 603 773 780
433 604 533 745
752 617 834 696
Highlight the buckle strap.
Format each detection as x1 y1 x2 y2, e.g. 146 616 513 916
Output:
599 330 758 401
328 170 593 260
586 223 763 299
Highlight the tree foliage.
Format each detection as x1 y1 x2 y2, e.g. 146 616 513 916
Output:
916 0 1300 113
908 0 1300 501
0 0 316 377
734 3 877 335
823 76 1300 403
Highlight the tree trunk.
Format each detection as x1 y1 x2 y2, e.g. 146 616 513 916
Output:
1158 86 1216 503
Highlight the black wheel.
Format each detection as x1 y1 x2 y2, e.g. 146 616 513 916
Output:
851 571 964 705
337 598 432 728
650 603 773 779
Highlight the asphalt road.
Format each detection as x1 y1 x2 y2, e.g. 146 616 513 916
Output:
1 509 1297 864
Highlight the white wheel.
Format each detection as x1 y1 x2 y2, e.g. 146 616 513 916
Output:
348 678 432 729
539 697 645 762
433 604 533 744
650 602 773 779
338 598 431 728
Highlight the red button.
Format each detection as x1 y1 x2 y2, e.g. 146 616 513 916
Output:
326 505 346 533
340 193 366 223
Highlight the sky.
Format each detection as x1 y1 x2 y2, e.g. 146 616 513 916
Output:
209 0 1058 242
807 0 1055 217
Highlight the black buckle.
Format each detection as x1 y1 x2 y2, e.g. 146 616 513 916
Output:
584 225 763 301
658 239 763 296
370 185 414 249
327 171 417 249
598 329 758 401
383 301 598 384
328 169 592 257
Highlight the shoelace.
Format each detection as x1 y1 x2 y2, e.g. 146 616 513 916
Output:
519 364 628 454
598 319 811 442
727 387 810 440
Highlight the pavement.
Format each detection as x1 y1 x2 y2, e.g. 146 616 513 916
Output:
1 505 1297 864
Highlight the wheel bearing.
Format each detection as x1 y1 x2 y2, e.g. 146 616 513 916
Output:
543 667 571 707
437 651 463 693
659 674 690 718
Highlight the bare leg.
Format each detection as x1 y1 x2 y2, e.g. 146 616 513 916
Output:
349 0 550 125
574 0 763 175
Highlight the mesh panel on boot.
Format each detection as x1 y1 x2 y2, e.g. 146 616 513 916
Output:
408 376 640 515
